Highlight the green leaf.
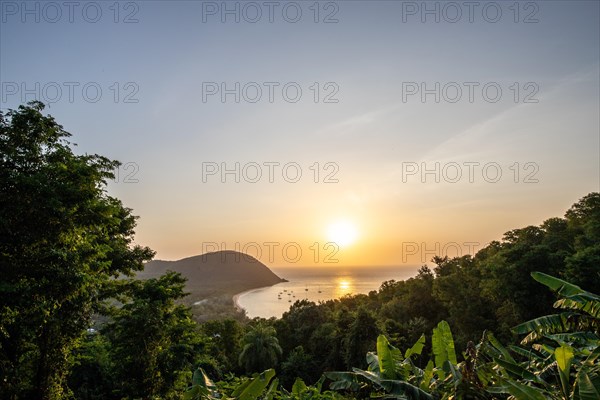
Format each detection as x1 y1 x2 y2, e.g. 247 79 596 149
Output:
531 272 598 300
263 378 279 400
366 351 379 372
232 369 276 400
444 360 462 388
376 335 401 379
379 379 434 400
493 377 547 400
420 361 434 391
555 345 574 374
405 334 426 359
292 378 308 397
513 313 578 344
192 368 215 389
508 345 545 362
556 297 600 318
555 345 574 397
493 357 544 384
183 386 200 400
432 321 457 368
575 370 600 400
325 372 360 391
351 367 383 386
486 331 516 363
531 272 582 294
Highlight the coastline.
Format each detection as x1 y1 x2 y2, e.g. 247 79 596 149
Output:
232 283 283 313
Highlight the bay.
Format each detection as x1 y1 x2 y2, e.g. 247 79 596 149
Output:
236 265 420 318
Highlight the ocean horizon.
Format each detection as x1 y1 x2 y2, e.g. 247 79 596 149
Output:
236 265 422 318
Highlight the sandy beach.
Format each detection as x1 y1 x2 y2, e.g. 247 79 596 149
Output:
233 285 280 313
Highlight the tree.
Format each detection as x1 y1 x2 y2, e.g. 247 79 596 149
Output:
66 331 115 400
328 273 600 400
343 307 379 369
239 324 283 373
201 318 244 376
0 102 154 399
276 300 327 355
102 272 208 399
279 346 318 388
564 192 600 291
432 255 496 349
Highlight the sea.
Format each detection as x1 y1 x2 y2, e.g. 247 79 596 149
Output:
236 265 420 318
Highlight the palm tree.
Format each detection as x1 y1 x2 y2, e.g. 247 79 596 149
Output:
238 324 283 373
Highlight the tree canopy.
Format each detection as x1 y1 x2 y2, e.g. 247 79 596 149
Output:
0 102 154 399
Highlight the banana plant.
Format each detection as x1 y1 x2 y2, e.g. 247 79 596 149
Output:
513 272 600 345
184 368 219 400
326 273 600 400
481 272 600 399
184 368 276 400
326 320 490 399
325 332 432 399
280 377 343 400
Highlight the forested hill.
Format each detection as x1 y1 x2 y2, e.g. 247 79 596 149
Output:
139 250 286 302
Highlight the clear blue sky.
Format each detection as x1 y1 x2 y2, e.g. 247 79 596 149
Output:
1 1 599 266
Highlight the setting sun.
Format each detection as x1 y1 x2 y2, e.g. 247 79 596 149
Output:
327 220 359 248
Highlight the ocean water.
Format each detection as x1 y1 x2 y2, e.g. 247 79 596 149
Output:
237 266 420 318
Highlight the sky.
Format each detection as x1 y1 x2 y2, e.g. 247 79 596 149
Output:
1 0 599 267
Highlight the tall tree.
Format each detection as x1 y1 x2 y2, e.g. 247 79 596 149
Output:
102 272 207 399
343 307 379 369
0 102 154 399
201 318 244 375
238 324 282 373
564 192 600 291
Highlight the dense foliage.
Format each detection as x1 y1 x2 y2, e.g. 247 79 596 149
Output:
0 103 598 399
0 102 155 399
251 193 599 379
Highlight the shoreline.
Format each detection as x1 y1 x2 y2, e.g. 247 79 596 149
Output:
232 283 284 313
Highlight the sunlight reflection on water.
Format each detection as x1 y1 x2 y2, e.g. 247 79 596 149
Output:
236 266 419 318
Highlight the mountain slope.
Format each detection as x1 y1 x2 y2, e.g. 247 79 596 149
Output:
138 250 286 304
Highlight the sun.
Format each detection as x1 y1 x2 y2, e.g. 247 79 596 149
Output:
327 220 359 248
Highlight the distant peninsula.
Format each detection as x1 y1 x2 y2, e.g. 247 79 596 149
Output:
139 250 287 319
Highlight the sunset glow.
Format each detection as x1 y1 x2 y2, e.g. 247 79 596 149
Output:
327 220 359 248
1 2 597 268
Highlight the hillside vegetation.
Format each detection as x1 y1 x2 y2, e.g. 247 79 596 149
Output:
1 103 598 399
139 251 287 321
